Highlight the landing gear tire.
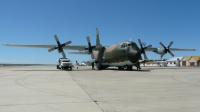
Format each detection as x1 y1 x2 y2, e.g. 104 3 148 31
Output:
96 63 102 70
92 62 95 70
57 65 61 69
118 67 124 70
96 63 108 70
126 65 133 71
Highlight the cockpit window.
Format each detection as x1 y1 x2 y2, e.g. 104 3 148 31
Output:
121 43 127 48
121 42 139 50
131 43 135 46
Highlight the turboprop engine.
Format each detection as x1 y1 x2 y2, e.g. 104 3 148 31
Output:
48 35 71 58
153 41 174 58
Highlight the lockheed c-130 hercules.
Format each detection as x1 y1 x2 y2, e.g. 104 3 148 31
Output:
3 28 196 70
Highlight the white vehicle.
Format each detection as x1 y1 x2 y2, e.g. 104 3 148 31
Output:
57 58 73 70
79 63 86 66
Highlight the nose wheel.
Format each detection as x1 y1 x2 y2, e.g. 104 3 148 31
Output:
135 61 141 71
92 62 95 70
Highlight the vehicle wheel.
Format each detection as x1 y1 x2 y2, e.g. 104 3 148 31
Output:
126 65 132 71
118 67 124 70
96 63 101 70
129 66 133 71
57 65 61 69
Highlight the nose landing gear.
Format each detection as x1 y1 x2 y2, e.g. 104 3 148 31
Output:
135 61 141 71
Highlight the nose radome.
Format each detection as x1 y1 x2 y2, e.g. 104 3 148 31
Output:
127 50 141 63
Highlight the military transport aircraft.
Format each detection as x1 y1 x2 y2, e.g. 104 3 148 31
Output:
3 28 196 70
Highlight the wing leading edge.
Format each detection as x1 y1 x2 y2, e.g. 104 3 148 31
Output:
2 43 109 51
2 44 87 50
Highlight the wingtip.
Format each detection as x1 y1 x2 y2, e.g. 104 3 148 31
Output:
2 44 8 46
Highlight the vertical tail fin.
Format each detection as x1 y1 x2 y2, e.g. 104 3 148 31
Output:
96 28 102 48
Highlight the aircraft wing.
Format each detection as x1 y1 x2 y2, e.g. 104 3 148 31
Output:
145 47 196 51
168 48 196 51
2 44 108 51
2 44 87 50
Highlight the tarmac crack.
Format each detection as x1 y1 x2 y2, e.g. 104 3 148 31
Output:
68 72 104 112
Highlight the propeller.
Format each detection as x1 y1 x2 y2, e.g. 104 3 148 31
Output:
138 39 152 60
48 35 71 58
85 36 95 59
159 41 174 58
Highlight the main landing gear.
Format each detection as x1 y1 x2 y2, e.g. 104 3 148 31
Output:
126 65 133 71
118 65 140 71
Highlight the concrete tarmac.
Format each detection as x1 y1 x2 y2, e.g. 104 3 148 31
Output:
0 66 200 112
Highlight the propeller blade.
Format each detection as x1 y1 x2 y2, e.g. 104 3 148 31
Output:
168 51 174 57
86 36 93 53
143 52 148 60
62 41 72 46
138 39 142 45
91 53 94 59
168 41 173 48
61 51 66 58
161 54 165 59
87 36 90 43
48 47 56 52
54 35 59 42
159 42 166 48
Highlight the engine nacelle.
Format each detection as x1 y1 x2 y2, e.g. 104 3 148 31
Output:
153 47 166 54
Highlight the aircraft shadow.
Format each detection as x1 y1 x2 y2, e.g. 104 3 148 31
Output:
11 68 151 72
71 67 151 72
101 68 151 72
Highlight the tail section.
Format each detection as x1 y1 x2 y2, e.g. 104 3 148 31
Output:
96 28 102 48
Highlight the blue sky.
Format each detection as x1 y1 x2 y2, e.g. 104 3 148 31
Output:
0 0 200 64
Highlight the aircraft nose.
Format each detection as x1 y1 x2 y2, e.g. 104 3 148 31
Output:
127 50 141 63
